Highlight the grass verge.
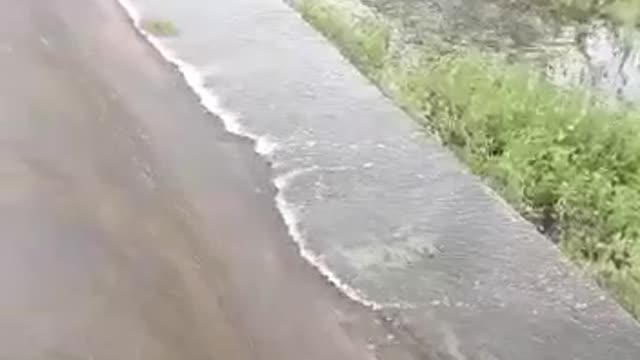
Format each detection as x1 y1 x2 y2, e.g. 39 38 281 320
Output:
536 0 640 25
292 0 640 317
141 18 179 37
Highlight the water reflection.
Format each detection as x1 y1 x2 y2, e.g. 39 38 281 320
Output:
362 0 640 102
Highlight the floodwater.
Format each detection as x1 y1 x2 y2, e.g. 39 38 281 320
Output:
361 0 640 102
121 0 640 358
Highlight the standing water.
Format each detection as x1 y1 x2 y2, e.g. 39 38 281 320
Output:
118 0 640 358
360 0 640 102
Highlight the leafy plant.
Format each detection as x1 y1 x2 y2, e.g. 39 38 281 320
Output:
141 19 179 37
537 0 640 25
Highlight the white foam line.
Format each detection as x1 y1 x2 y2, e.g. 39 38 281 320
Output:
115 0 390 311
274 167 384 310
116 0 250 140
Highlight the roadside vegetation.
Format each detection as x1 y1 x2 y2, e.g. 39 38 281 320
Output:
537 0 640 25
141 18 179 37
292 0 640 317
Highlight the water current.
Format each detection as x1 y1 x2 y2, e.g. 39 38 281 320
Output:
117 0 640 358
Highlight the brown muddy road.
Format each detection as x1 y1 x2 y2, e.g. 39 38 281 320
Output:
0 0 423 359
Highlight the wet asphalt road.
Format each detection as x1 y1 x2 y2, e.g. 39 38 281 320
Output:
3 0 640 358
133 0 640 358
0 0 424 359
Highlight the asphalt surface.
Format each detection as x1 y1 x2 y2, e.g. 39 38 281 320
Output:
129 0 640 358
0 1 424 359
3 0 640 359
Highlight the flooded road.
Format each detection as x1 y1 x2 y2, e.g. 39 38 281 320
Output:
0 0 422 359
124 0 640 358
1 0 639 358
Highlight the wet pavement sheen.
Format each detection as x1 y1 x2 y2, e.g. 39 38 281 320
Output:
0 0 422 359
127 0 640 358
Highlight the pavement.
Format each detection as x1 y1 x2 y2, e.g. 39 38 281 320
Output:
0 0 423 359
125 0 640 358
3 0 640 359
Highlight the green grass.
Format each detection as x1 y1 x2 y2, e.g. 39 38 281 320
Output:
292 0 640 317
294 0 390 76
141 19 179 37
538 0 640 25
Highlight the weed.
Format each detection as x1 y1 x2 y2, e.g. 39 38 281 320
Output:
294 0 390 76
141 18 179 37
537 0 640 25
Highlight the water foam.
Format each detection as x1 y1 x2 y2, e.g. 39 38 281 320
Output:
115 0 384 310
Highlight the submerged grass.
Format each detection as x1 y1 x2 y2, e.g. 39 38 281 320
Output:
292 0 640 317
141 18 179 37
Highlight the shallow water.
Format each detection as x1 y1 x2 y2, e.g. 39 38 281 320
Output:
120 0 640 358
362 0 640 103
